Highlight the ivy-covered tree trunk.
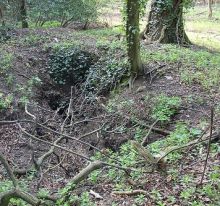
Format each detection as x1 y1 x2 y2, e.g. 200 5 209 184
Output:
126 0 141 88
20 0 28 28
142 0 190 45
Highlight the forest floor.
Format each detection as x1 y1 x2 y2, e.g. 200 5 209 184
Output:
0 5 220 206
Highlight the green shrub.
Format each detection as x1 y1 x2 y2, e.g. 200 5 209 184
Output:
84 56 128 94
48 47 97 85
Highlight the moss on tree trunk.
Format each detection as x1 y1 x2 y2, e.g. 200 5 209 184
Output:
20 0 28 28
126 0 142 88
142 0 190 45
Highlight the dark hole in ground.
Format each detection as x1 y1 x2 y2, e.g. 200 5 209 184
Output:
47 92 68 115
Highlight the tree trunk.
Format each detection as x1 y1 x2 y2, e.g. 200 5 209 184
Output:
142 0 190 45
208 0 212 18
0 6 5 26
126 0 142 88
20 0 28 28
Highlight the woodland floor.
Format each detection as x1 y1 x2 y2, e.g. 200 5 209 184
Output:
0 10 220 206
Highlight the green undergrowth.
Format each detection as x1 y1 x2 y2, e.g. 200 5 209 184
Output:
54 92 218 205
0 93 13 111
107 93 182 123
141 44 220 89
87 121 219 205
0 49 13 75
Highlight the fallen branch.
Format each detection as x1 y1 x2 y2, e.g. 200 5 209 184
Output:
97 102 170 136
157 130 219 163
0 153 42 206
35 136 65 169
0 120 118 165
18 123 139 172
131 140 157 164
131 140 167 172
69 160 103 186
18 123 92 161
0 189 41 206
0 152 18 188
112 189 147 196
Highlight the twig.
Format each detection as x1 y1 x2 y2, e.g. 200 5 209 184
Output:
0 120 127 167
78 127 103 139
180 126 210 172
25 103 36 121
61 86 74 132
18 123 139 172
18 123 92 162
199 107 214 185
131 118 170 136
141 119 159 146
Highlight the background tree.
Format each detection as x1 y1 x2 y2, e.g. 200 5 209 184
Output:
1 0 104 28
141 0 191 44
0 4 5 26
126 0 142 88
29 0 101 27
20 0 28 28
208 0 212 18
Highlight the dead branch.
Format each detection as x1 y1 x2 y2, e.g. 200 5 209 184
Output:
157 130 219 163
112 189 147 196
180 125 210 173
97 101 170 136
18 123 138 172
131 140 158 164
0 153 42 206
200 107 214 185
38 161 104 202
0 120 131 170
0 189 41 206
70 160 103 186
129 117 170 136
141 119 159 146
25 103 36 120
0 152 18 188
61 86 74 132
18 123 92 161
131 140 167 172
78 127 103 139
35 136 65 169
